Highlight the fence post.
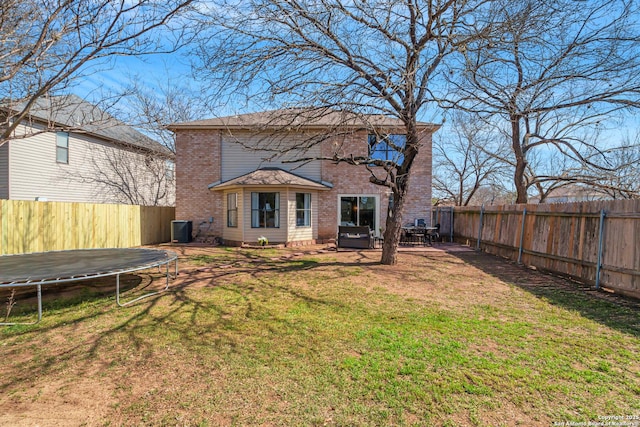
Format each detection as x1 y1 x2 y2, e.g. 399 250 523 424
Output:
595 209 606 290
517 208 527 264
476 204 485 250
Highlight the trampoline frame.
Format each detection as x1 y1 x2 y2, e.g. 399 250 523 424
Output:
0 249 178 326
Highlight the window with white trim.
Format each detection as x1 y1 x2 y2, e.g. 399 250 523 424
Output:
165 160 175 180
251 192 279 228
227 193 238 227
56 132 69 164
296 193 311 227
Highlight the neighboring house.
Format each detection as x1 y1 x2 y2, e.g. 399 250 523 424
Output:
529 185 606 204
169 109 439 246
0 94 175 206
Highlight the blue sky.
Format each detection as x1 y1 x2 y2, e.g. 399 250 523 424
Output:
70 16 638 143
76 53 191 100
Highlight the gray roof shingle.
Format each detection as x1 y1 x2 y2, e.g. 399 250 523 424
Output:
208 167 333 190
169 108 439 131
10 94 171 156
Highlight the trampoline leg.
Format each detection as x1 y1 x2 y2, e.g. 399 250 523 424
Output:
0 284 43 326
116 273 122 306
163 263 172 291
37 284 42 323
116 261 173 307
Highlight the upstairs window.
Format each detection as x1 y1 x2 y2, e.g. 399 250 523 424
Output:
368 134 406 164
165 160 175 180
56 132 69 164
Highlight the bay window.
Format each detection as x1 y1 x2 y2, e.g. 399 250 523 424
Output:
251 192 279 228
296 193 311 227
227 193 238 227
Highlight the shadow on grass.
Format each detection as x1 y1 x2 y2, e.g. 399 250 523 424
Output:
1 246 376 331
448 249 640 338
0 247 380 393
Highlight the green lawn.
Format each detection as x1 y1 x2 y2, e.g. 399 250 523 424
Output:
1 246 638 426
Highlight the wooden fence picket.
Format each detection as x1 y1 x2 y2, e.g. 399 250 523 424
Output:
452 199 640 299
0 200 175 255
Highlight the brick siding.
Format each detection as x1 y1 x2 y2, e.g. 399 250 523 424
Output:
401 130 433 224
175 129 223 237
175 127 433 243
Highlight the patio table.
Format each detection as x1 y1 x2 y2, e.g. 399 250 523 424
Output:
401 226 438 246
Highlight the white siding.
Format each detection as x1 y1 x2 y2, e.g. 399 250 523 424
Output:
241 186 289 244
221 187 319 244
0 142 8 199
221 132 321 182
222 190 244 243
286 189 316 241
9 122 76 202
6 122 174 205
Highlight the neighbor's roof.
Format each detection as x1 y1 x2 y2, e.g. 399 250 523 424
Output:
6 94 171 156
169 108 440 131
208 167 333 191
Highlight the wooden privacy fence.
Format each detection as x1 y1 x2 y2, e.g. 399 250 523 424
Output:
0 200 175 255
452 199 640 299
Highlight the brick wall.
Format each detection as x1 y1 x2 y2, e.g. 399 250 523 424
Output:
175 127 433 242
318 131 391 240
175 129 223 237
317 130 433 240
401 130 433 224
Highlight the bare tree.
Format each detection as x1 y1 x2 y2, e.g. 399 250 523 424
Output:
194 0 492 264
119 77 210 152
74 78 209 206
446 0 640 203
526 150 579 204
433 112 508 206
545 136 640 200
589 141 640 199
517 131 640 202
0 0 196 145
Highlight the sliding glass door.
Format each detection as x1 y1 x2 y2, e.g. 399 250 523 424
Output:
339 195 377 231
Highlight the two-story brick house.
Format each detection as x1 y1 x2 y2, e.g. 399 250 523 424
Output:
169 109 438 246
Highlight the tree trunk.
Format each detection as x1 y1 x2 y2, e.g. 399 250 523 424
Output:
352 114 425 263
380 116 420 265
514 159 528 203
511 115 528 204
380 180 408 265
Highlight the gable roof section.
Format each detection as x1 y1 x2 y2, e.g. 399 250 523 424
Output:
209 167 333 191
169 108 440 132
7 94 171 156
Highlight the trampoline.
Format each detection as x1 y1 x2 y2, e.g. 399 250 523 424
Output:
0 248 178 326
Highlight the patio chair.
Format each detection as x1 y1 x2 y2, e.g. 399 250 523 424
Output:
426 223 440 245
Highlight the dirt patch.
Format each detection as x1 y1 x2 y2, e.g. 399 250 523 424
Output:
2 376 114 427
1 243 637 426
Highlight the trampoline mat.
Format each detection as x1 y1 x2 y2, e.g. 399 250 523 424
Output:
0 248 176 285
